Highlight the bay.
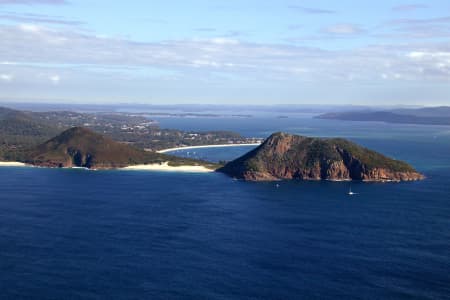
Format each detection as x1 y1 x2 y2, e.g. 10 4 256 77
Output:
1 116 449 299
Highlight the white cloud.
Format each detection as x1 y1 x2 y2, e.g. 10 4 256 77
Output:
191 60 220 68
210 38 239 45
0 73 13 81
49 74 60 83
392 4 428 12
407 51 450 59
18 23 41 33
407 51 426 58
0 23 449 87
288 5 336 14
405 50 450 77
323 24 364 35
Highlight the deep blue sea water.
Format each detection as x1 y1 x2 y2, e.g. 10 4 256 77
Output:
1 116 449 299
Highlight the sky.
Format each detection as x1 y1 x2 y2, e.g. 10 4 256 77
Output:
0 0 449 106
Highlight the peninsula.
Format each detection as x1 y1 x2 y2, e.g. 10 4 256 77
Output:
218 132 424 182
19 127 218 170
0 106 260 158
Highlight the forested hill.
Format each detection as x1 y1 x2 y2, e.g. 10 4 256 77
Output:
218 132 424 182
22 127 217 169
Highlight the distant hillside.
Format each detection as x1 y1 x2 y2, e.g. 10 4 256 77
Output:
0 106 257 159
0 107 61 160
392 106 450 117
0 107 58 137
23 127 217 169
218 132 424 182
317 107 450 125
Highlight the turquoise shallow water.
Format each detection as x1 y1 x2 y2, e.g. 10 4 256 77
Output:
0 116 449 299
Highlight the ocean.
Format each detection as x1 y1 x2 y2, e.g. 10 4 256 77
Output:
1 115 449 299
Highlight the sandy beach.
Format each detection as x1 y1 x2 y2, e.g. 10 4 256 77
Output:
0 162 27 167
157 143 261 153
0 161 213 172
121 162 214 173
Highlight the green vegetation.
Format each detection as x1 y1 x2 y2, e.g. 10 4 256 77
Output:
219 132 422 181
31 110 256 150
0 106 259 161
0 107 59 160
331 138 416 172
304 139 340 168
23 127 219 169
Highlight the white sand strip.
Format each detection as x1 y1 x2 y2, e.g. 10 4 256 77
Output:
0 161 27 167
120 162 214 173
157 143 261 153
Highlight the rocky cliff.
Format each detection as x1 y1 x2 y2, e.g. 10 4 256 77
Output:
218 132 424 182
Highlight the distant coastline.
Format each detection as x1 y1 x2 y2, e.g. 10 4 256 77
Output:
316 107 450 126
156 143 261 153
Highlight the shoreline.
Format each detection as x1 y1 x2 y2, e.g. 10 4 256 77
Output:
0 161 214 173
157 143 261 153
0 161 28 167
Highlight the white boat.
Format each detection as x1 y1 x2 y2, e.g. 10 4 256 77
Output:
348 187 357 195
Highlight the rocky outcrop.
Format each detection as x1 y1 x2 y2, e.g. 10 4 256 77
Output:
218 132 424 182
